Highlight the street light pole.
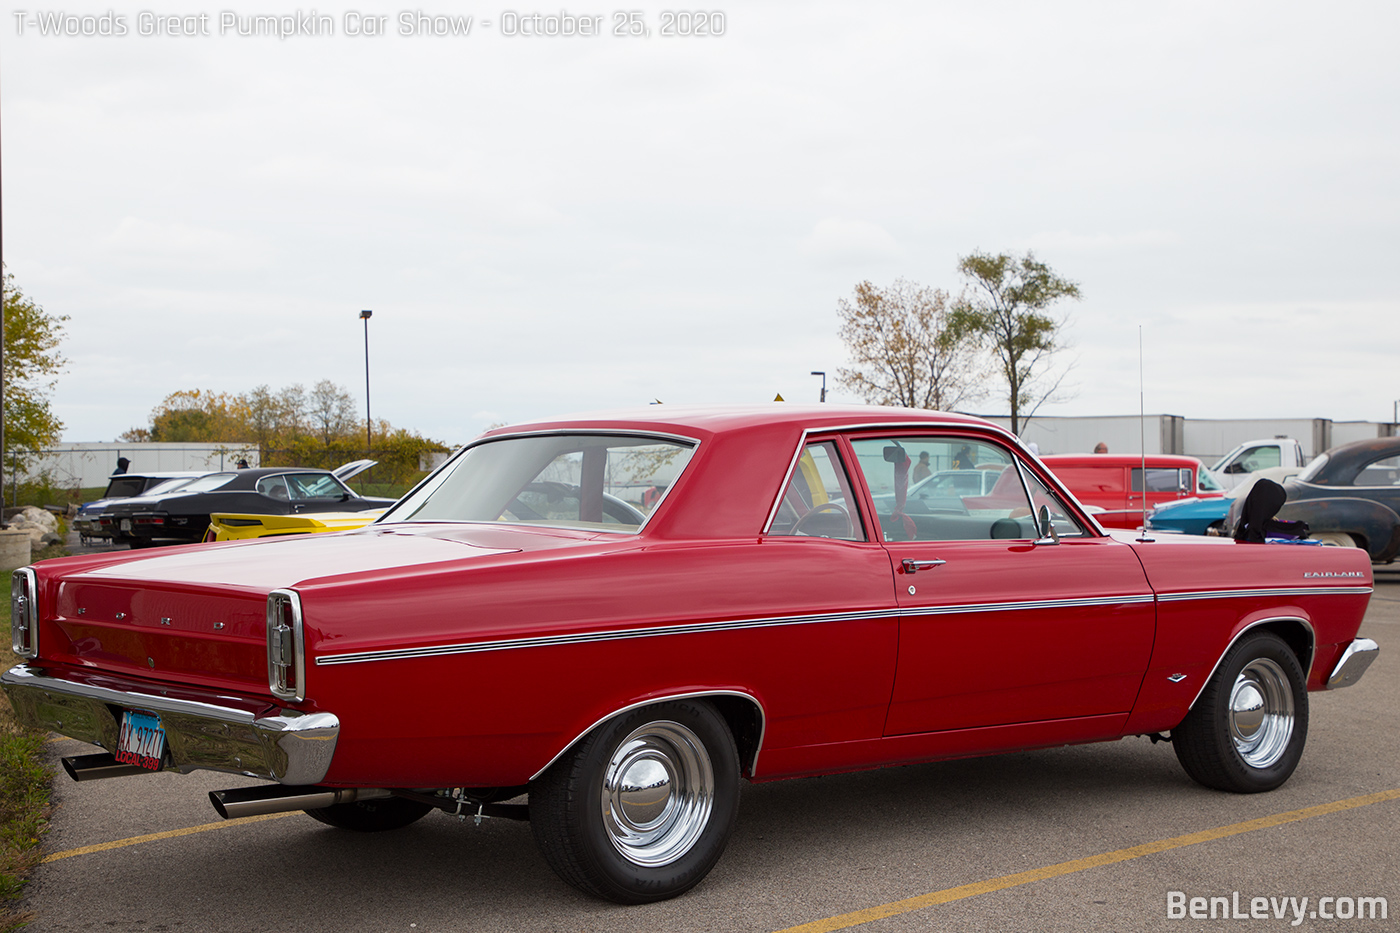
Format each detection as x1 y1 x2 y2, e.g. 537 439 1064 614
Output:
360 310 373 456
810 371 826 403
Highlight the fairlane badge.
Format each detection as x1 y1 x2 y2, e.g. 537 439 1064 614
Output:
1304 571 1366 578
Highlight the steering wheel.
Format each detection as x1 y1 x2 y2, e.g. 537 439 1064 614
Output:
792 502 852 537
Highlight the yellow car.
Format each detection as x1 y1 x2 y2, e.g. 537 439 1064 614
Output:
203 509 388 542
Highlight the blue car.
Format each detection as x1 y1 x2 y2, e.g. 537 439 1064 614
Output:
1144 496 1230 535
1146 467 1306 536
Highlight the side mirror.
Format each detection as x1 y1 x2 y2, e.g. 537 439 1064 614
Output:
1035 504 1060 545
883 446 905 463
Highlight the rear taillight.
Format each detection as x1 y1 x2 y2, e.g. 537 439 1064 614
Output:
11 568 38 658
134 514 166 526
267 589 305 701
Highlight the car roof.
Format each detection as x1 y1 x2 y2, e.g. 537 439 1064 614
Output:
1307 436 1400 483
1039 453 1205 468
479 404 1006 443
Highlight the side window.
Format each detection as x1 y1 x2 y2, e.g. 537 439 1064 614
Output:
1133 468 1190 493
287 473 348 500
768 441 864 540
1020 469 1089 538
257 476 290 500
848 436 1034 542
1354 454 1400 488
1242 446 1281 471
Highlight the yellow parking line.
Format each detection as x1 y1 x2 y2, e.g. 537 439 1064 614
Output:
41 812 299 863
773 787 1400 933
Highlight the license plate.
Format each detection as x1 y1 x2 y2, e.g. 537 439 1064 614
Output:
120 519 132 532
116 710 166 771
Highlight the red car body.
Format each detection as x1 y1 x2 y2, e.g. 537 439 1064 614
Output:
1040 453 1224 530
5 406 1379 902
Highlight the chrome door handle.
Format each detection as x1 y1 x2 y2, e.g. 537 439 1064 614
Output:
901 559 946 574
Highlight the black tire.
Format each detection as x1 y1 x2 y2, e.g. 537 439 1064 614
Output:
1173 631 1308 793
530 699 740 903
303 795 434 832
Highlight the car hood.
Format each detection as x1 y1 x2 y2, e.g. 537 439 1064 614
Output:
75 522 616 592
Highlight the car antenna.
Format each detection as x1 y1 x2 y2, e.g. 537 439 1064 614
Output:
1137 324 1154 542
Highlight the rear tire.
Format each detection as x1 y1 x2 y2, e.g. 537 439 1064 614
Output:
1174 631 1308 793
304 795 433 832
530 699 740 903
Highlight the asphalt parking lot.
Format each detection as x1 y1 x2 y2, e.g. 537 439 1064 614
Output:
18 567 1399 933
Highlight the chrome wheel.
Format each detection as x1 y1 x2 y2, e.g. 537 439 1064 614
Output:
1173 630 1309 793
1228 658 1294 769
531 698 741 902
601 720 715 867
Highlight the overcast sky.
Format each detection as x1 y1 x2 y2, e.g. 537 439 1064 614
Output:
3 1 1397 446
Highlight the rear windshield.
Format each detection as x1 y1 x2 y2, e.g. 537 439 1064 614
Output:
177 473 238 493
102 477 148 498
380 433 696 533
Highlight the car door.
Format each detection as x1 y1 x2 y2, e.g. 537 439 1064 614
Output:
846 434 1157 737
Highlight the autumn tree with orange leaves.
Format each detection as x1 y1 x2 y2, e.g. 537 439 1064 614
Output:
835 278 983 413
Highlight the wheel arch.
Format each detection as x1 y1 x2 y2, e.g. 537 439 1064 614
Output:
1185 616 1316 714
530 690 767 783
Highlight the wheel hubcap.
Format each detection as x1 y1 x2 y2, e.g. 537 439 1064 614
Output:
601 720 714 867
1229 658 1294 768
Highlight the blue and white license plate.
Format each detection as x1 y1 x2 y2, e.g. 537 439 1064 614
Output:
116 710 166 771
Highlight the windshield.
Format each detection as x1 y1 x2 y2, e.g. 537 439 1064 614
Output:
379 433 696 533
1197 464 1223 492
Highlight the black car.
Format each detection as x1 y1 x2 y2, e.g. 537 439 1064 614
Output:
1226 437 1400 563
99 460 394 547
73 472 208 544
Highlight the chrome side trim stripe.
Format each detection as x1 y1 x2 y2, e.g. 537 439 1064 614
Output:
319 593 1144 666
1159 586 1372 602
314 584 1371 667
316 608 905 666
901 594 1155 617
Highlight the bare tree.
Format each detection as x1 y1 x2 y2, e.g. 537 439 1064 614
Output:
835 279 983 411
276 384 308 439
951 251 1081 435
245 384 279 450
309 379 357 446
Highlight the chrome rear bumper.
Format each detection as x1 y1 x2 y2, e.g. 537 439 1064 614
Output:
1 664 338 784
1327 637 1380 689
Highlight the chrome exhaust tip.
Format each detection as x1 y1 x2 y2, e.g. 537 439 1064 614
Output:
209 784 390 819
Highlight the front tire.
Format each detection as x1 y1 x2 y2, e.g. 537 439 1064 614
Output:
530 699 740 903
1174 631 1308 793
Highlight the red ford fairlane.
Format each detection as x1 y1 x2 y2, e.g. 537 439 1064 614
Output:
4 406 1380 902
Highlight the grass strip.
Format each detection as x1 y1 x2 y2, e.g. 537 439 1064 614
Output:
0 544 67 931
0 655 53 933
